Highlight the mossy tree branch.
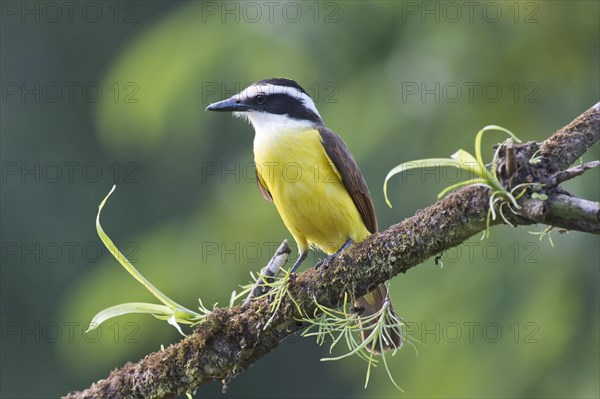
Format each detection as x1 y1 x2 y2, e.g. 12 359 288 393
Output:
65 102 600 399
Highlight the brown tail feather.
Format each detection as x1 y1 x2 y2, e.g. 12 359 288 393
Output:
356 284 402 354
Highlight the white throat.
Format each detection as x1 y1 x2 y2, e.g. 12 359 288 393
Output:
237 111 318 140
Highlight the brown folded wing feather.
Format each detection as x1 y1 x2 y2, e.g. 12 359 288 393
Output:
255 167 272 202
317 126 378 233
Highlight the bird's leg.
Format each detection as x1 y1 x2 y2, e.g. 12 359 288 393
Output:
316 239 353 269
290 250 308 273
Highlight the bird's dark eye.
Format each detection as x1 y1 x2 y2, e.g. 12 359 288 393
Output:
255 94 267 104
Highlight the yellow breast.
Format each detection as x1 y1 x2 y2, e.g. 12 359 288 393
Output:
254 128 370 254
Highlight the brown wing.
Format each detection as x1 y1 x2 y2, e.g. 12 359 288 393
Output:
255 167 273 202
318 126 378 233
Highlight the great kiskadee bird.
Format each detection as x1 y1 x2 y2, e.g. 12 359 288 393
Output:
206 78 401 352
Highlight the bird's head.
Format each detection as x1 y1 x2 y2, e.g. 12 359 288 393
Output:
206 78 324 132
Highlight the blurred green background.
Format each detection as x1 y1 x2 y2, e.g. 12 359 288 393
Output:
1 1 599 398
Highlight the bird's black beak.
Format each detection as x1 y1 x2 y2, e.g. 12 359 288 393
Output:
205 97 250 112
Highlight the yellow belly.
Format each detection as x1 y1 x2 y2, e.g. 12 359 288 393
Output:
254 128 370 255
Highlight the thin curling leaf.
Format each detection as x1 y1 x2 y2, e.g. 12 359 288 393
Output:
385 125 521 208
450 149 485 178
168 314 186 337
450 149 502 188
87 302 175 332
474 125 521 169
437 179 488 199
152 308 207 325
383 125 524 240
384 158 462 207
94 186 204 329
229 290 237 308
96 186 183 310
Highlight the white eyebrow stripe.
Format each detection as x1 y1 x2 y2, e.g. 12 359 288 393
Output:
237 83 322 120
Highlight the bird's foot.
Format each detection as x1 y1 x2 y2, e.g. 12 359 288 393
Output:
315 255 335 270
315 239 354 269
289 251 308 275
